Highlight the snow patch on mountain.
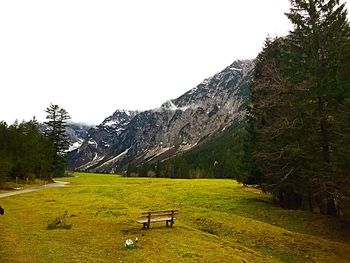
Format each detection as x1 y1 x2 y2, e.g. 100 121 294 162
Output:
68 139 84 152
88 139 98 148
156 100 190 112
97 148 130 168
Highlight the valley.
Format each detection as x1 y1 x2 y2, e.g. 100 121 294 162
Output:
1 2 349 262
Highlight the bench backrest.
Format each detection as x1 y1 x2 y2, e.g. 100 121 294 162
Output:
141 210 178 218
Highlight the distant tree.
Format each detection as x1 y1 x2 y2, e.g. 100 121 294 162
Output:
20 118 53 180
45 104 71 155
0 122 12 183
44 104 71 177
126 163 138 177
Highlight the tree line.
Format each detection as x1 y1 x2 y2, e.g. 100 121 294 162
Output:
0 104 70 185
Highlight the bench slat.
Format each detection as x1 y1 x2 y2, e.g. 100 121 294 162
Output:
137 217 176 224
141 209 178 215
140 212 178 218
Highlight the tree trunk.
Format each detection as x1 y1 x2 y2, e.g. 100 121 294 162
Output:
308 195 314 213
318 97 330 164
326 196 338 216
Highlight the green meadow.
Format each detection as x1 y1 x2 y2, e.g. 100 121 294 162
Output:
1 173 349 262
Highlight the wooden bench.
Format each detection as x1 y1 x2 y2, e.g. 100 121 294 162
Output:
137 210 178 229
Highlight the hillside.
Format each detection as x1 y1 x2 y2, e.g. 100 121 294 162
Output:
128 122 246 179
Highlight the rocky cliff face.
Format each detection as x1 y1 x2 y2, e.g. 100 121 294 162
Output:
69 59 254 173
68 110 138 170
65 123 93 152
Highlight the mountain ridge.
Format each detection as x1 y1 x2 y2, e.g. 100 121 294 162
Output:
69 59 254 173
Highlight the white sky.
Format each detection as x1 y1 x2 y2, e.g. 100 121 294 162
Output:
1 0 349 124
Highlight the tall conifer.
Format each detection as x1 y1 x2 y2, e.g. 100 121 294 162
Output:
286 0 350 215
44 104 71 177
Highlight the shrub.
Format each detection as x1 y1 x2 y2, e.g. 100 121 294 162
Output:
47 211 72 230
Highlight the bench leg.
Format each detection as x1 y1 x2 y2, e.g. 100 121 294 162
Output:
166 221 169 227
171 220 174 227
143 223 147 229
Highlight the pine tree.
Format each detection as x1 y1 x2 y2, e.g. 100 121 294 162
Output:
286 0 350 215
0 122 12 183
248 37 311 209
44 104 71 177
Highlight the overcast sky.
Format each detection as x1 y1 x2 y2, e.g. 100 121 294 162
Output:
1 1 349 124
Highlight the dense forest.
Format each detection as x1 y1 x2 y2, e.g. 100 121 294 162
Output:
0 104 70 185
131 0 350 217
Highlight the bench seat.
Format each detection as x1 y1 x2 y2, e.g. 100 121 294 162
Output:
137 217 176 224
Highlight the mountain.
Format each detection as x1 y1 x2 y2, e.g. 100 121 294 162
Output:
65 123 94 151
68 110 139 170
38 122 93 152
69 59 254 173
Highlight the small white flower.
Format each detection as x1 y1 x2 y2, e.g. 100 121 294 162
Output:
125 239 134 248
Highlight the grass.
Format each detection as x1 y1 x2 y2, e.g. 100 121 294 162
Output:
0 172 349 262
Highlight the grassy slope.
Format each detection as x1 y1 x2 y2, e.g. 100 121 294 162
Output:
0 173 349 263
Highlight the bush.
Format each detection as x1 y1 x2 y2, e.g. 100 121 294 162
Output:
47 211 72 230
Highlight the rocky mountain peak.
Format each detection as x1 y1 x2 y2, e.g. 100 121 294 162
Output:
101 109 139 133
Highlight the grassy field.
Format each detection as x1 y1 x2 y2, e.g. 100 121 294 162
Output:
0 173 349 262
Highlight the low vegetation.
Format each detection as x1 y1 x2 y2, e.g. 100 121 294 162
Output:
1 173 349 262
46 211 72 230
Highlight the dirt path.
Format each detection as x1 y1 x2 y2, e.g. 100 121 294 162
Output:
0 180 69 199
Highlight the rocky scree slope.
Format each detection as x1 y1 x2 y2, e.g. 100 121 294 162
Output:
69 59 254 173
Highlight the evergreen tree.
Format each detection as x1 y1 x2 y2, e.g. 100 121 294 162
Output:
285 0 350 215
44 104 71 177
248 37 309 209
0 122 12 183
